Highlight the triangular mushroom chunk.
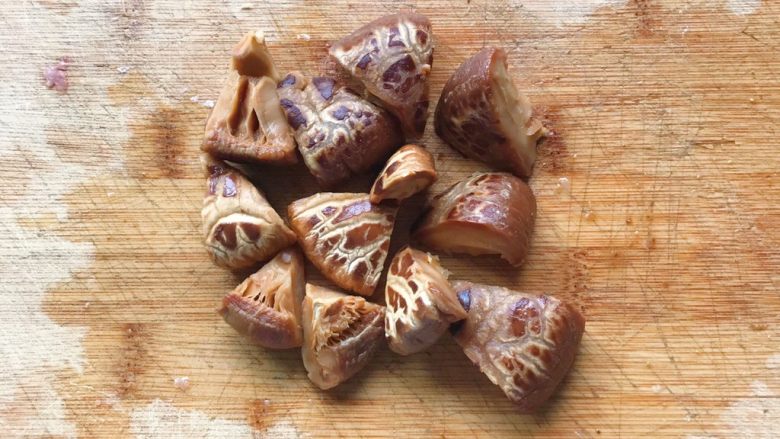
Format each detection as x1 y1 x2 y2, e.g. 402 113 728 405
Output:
384 246 466 355
451 281 585 413
288 193 396 296
369 144 437 204
202 159 296 270
330 12 434 139
413 172 536 267
277 72 403 188
202 31 297 165
434 47 546 177
302 284 385 390
219 247 305 349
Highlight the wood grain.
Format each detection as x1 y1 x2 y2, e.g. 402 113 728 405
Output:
1 0 778 437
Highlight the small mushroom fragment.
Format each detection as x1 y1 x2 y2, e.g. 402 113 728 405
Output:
202 31 297 165
277 72 403 188
369 144 437 204
451 281 585 413
288 193 396 296
218 247 305 349
413 172 535 267
202 159 297 270
384 247 466 355
434 47 546 177
330 12 434 139
302 284 385 389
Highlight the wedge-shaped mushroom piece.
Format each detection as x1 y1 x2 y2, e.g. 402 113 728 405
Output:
302 284 385 389
218 247 304 349
384 247 466 355
288 193 396 296
413 172 535 267
202 31 297 165
277 72 403 188
434 47 546 177
202 159 297 270
370 144 436 204
330 12 434 139
451 281 585 412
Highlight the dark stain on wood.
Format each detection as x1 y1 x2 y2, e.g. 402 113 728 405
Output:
563 249 589 307
535 106 569 174
151 107 185 178
631 0 658 37
247 398 276 431
118 323 146 397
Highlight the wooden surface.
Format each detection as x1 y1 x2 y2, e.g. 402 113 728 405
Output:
1 0 779 437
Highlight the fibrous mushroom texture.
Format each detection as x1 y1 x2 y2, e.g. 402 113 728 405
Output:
288 193 396 296
302 284 385 389
434 47 546 177
452 281 585 413
369 144 437 204
277 72 403 188
202 31 297 165
219 247 305 349
384 247 466 355
413 172 536 267
202 159 297 270
330 12 434 139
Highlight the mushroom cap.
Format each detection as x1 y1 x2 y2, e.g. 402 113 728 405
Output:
288 193 396 296
384 246 466 355
451 281 585 413
202 159 296 270
219 247 305 349
413 172 536 266
302 284 385 389
330 12 434 139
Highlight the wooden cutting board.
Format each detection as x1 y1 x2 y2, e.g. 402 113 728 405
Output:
1 0 778 437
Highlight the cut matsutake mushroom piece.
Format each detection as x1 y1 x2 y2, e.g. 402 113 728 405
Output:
218 247 305 349
384 247 466 355
434 47 546 178
413 172 536 267
302 284 386 390
369 144 437 204
288 193 396 296
330 12 434 139
202 31 297 165
451 281 585 413
202 159 297 270
277 72 403 188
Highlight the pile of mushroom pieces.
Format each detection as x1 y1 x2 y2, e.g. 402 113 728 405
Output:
201 12 585 412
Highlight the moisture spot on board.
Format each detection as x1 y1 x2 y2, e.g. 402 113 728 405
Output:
727 0 761 15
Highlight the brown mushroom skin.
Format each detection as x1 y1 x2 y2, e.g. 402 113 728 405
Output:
370 144 437 204
302 284 385 390
277 72 403 188
202 159 297 270
384 246 466 355
218 247 305 349
330 12 434 139
434 47 546 177
413 172 536 266
202 31 297 165
451 281 585 413
288 193 396 296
